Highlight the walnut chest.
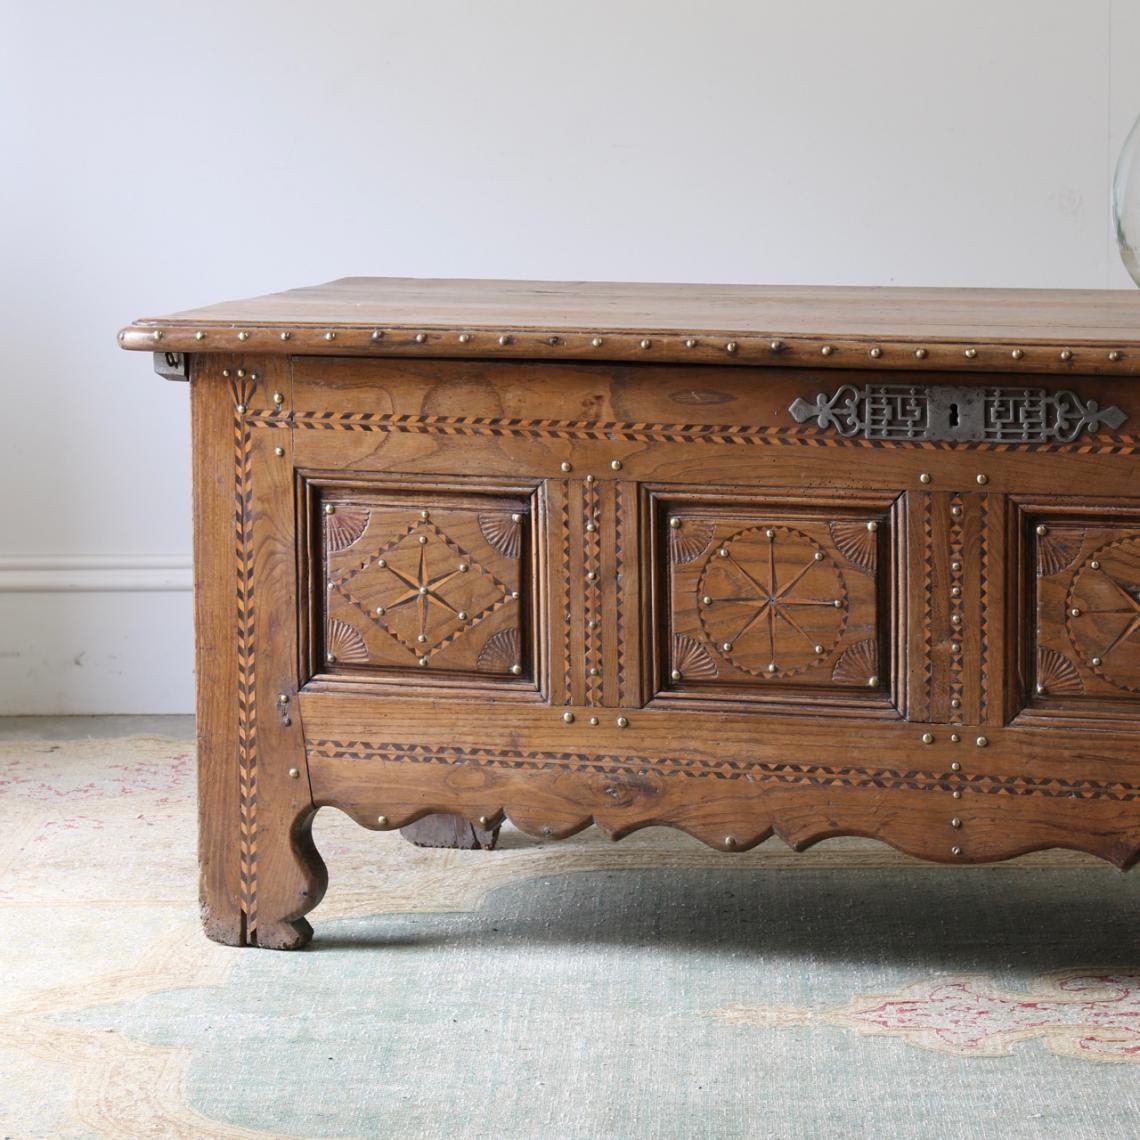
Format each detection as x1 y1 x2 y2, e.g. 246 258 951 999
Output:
121 278 1140 949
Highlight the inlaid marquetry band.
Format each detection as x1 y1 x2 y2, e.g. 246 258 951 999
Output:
123 325 1138 376
306 740 1140 802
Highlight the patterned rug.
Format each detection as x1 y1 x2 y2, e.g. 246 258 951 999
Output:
3 737 1140 1139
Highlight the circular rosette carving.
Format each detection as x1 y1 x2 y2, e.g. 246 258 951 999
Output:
325 507 370 553
479 512 523 559
326 619 369 664
1034 648 1084 697
697 524 848 679
831 638 879 687
670 520 716 565
477 628 522 673
1067 536 1140 694
671 634 719 681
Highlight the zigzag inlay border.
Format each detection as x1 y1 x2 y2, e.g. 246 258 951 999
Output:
305 740 1140 802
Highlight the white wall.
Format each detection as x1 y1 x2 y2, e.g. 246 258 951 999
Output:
2 0 1138 713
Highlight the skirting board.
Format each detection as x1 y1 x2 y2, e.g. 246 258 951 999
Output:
0 555 194 714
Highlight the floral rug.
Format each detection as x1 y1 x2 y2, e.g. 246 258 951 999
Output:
2 736 1140 1138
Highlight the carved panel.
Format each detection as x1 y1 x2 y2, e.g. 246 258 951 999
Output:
1033 520 1140 707
663 504 887 699
322 494 530 679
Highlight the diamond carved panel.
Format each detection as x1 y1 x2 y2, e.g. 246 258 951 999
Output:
322 496 528 678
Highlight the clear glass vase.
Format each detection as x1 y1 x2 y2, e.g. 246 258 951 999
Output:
1113 113 1140 286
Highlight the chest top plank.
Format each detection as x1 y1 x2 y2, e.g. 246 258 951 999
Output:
120 277 1140 376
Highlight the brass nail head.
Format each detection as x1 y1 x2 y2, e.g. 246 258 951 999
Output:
562 712 575 724
416 332 428 344
867 675 879 687
195 330 206 341
288 767 300 779
324 504 336 515
325 331 336 341
560 461 572 473
914 347 927 359
671 669 683 682
684 337 697 349
592 336 604 347
867 520 879 533
1011 348 1024 360
1036 524 1048 536
458 333 471 344
611 459 623 471
640 338 652 350
976 735 989 748
478 816 491 828
510 664 523 676
616 716 629 728
921 732 935 745
669 517 682 529
1060 348 1073 361
724 836 737 849
371 330 384 341
377 815 388 827
280 331 291 341
1109 350 1123 362
952 789 962 799
869 346 882 358
821 344 833 356
964 347 977 359
725 341 738 354
920 473 932 484
976 473 989 485
274 446 285 457
238 331 249 341
951 817 962 828
951 845 962 856
1070 607 1081 618
951 761 961 771
589 716 599 725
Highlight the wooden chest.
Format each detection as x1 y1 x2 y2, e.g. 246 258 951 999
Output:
121 278 1140 949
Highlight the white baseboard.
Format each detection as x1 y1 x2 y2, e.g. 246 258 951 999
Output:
0 554 192 593
0 555 195 714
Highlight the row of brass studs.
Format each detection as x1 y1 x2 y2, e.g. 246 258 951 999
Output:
142 327 1129 365
948 497 966 721
560 711 630 728
920 732 991 857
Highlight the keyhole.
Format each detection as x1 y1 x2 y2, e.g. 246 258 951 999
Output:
948 402 960 429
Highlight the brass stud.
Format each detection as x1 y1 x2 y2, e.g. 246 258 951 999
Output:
587 619 599 629
235 404 246 415
951 817 962 828
951 845 962 856
563 712 575 723
418 656 429 667
914 347 927 359
951 614 962 626
951 761 961 771
459 563 469 573
976 473 988 485
510 590 520 599
238 331 250 341
560 461 573 473
814 551 825 561
725 341 738 354
585 474 596 484
457 610 468 621
766 663 778 674
821 345 834 356
867 520 879 533
222 369 231 377
976 736 989 747
951 642 961 654
832 599 843 608
611 459 623 471
280 331 291 341
671 669 683 681
952 790 962 799
1011 348 1024 360
770 339 784 351
950 733 961 743
418 535 428 545
1091 560 1101 570
273 391 284 405
669 516 682 529
288 767 301 780
919 473 932 484
419 509 430 520
274 446 285 457
640 338 652 350
416 332 427 344
951 561 962 572
325 331 336 341
371 330 384 342
377 559 387 568
458 333 471 344
153 330 163 341
1036 524 1048 536
478 816 491 828
589 716 599 726
1059 349 1073 362
326 652 337 663
950 506 963 518
616 716 629 728
511 512 523 524
499 334 512 346
586 570 598 581
195 331 206 341
702 595 714 606
1070 607 1082 617
724 836 737 849
1092 656 1103 666
718 547 729 558
510 664 523 676
592 336 604 348
766 529 776 540
869 347 882 359
324 504 336 515
586 521 597 532
814 644 825 654
417 634 428 643
684 337 697 349
951 586 961 598
921 732 935 745
1109 350 1123 362
722 642 733 652
867 675 879 687
418 586 428 596
1035 682 1046 695
964 347 977 359
376 606 386 616
589 666 600 677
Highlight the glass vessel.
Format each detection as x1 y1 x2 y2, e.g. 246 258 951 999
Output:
1113 113 1140 286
